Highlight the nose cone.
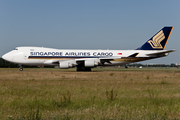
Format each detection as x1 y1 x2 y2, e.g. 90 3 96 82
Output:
2 53 13 62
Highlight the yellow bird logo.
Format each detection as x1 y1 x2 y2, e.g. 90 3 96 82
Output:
148 30 165 49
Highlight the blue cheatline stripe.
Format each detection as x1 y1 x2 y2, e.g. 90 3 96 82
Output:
28 56 104 58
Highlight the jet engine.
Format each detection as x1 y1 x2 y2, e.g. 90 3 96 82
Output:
84 60 98 67
59 62 72 69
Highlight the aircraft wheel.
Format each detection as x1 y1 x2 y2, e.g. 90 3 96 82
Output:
85 68 91 71
77 67 91 71
19 67 23 71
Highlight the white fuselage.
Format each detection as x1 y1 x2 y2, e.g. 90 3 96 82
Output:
2 27 175 71
2 46 168 67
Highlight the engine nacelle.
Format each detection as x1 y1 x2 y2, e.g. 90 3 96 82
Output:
84 60 95 67
59 62 71 69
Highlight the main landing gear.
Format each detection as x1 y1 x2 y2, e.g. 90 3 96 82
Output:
76 67 91 71
19 65 23 71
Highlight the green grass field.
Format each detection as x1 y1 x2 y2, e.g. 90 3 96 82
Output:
0 68 180 120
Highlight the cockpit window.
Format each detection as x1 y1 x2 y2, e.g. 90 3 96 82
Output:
14 48 18 50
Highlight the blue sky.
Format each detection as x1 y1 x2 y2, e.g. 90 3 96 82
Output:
0 0 180 64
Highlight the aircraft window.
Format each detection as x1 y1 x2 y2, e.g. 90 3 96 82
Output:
14 48 18 50
30 49 34 51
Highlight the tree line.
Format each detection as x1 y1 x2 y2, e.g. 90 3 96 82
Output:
0 58 53 68
0 58 19 68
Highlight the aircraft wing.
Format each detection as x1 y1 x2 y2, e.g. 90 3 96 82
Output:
146 50 176 57
44 60 59 65
98 57 121 63
75 57 121 65
75 57 121 61
44 57 121 65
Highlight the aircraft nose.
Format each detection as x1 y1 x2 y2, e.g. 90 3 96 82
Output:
2 53 13 62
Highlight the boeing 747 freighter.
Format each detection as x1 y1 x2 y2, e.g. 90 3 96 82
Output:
2 27 175 71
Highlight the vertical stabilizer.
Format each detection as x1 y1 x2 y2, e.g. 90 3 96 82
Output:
136 27 173 50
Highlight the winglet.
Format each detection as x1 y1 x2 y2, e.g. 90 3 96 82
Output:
136 27 173 50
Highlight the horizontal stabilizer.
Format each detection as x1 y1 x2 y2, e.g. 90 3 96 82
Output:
146 50 176 57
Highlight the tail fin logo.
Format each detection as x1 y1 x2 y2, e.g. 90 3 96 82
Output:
148 30 165 49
